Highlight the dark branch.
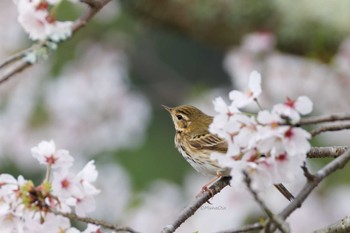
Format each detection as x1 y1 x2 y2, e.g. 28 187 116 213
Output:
161 176 231 233
52 209 139 233
307 146 348 159
311 123 350 137
0 61 32 85
0 47 33 70
299 113 350 125
301 162 315 181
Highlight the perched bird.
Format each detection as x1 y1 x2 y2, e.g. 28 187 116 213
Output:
162 104 294 201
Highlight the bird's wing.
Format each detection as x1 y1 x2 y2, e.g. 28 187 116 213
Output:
189 133 228 153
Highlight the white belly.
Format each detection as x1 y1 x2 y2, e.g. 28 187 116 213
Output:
177 146 223 176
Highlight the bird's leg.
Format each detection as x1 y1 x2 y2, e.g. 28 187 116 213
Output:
196 172 223 199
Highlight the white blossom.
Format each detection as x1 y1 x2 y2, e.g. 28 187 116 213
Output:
229 70 262 108
273 96 313 123
31 140 74 170
14 0 73 41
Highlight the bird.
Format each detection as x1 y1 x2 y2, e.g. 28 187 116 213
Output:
162 104 294 201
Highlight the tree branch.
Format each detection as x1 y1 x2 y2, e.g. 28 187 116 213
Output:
51 209 139 233
0 61 31 85
311 123 350 137
218 222 263 233
279 148 350 220
72 0 111 33
313 216 350 233
161 176 231 233
307 146 348 159
0 0 111 84
299 113 350 125
0 47 33 70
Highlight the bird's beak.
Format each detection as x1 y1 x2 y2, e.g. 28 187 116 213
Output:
161 105 172 113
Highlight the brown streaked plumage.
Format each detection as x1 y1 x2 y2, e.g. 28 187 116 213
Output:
163 104 294 201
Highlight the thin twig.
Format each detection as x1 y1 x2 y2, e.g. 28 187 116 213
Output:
218 222 263 233
312 216 350 233
51 209 139 233
72 0 111 32
243 172 289 233
0 47 33 69
301 162 314 181
161 176 231 233
311 123 350 137
307 146 348 159
299 113 350 125
0 61 31 85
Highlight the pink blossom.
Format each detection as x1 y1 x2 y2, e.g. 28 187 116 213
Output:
281 127 311 156
229 70 262 108
52 171 81 199
273 96 313 123
31 140 74 170
210 97 241 141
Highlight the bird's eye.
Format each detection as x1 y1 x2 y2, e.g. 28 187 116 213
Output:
176 114 183 120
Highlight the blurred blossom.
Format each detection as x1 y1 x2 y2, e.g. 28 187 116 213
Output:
125 181 183 232
224 32 350 113
92 163 131 222
44 45 151 156
14 0 73 41
0 2 23 58
0 64 48 169
0 44 151 170
224 32 350 145
241 31 275 54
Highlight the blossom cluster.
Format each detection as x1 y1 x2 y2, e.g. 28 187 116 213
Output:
0 140 104 233
210 71 313 190
13 0 74 41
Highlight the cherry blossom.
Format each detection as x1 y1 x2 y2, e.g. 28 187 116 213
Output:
209 97 240 140
273 96 313 124
31 140 74 170
229 70 262 108
52 171 81 199
0 140 102 232
211 71 312 193
14 0 73 41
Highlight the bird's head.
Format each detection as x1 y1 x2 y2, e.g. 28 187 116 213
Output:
162 105 212 132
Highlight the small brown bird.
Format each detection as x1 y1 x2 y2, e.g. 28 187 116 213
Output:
163 104 294 201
